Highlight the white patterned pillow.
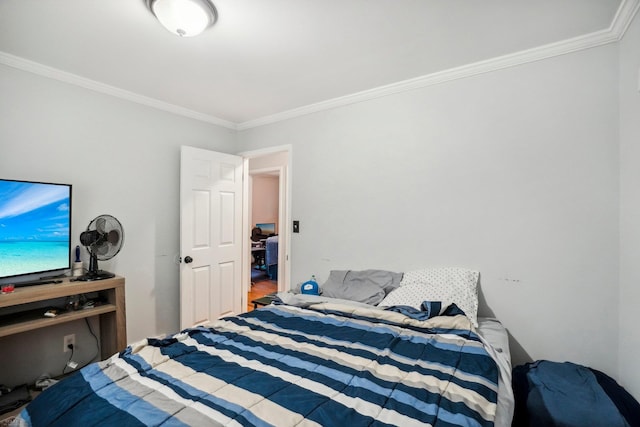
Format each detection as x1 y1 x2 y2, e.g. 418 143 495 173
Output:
380 268 479 326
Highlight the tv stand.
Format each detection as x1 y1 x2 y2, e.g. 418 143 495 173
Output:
0 276 126 359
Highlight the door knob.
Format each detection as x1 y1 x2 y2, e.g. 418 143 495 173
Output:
184 256 193 264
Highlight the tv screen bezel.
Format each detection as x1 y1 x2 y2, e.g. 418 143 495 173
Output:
0 178 73 281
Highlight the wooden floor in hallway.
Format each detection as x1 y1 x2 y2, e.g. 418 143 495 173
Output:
247 279 277 312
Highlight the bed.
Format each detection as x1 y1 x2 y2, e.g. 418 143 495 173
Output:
11 268 514 427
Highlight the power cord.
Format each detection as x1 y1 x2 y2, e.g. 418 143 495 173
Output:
62 344 76 374
84 317 100 365
62 317 100 375
59 318 101 376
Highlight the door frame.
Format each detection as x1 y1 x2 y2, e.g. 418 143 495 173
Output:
239 145 292 309
249 166 285 286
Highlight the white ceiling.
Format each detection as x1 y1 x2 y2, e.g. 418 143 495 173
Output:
0 0 631 128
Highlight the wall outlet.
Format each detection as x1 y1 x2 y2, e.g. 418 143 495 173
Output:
63 334 75 352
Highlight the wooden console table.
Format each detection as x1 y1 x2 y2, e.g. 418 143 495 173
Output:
0 276 126 359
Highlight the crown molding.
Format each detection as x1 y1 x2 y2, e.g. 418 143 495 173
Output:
1 0 637 132
237 0 639 131
611 0 640 38
0 51 237 130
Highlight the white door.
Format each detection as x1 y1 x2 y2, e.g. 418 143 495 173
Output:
180 146 243 329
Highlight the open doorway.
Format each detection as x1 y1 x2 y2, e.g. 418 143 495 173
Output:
247 170 279 310
241 146 290 312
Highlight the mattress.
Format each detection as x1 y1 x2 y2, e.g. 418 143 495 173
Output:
476 318 514 427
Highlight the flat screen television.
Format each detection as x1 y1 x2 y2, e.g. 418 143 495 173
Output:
0 179 72 281
255 222 276 236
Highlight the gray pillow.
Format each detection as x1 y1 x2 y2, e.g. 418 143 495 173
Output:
321 270 403 305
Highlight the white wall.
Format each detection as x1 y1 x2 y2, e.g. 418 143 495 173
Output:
251 175 279 229
0 64 235 386
619 13 640 398
238 44 621 377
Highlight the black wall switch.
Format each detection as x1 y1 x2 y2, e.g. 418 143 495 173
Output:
293 220 300 233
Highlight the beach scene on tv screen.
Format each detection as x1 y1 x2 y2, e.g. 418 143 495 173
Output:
257 223 275 235
0 181 71 277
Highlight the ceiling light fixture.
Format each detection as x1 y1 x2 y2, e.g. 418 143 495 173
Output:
146 0 217 37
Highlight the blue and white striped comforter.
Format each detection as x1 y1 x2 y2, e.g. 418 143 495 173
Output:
14 302 498 426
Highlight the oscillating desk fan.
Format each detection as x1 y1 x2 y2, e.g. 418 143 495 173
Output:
76 214 124 281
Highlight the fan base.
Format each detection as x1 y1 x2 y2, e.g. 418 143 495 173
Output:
76 270 116 282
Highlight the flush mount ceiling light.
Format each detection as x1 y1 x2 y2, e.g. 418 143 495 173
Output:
146 0 217 37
